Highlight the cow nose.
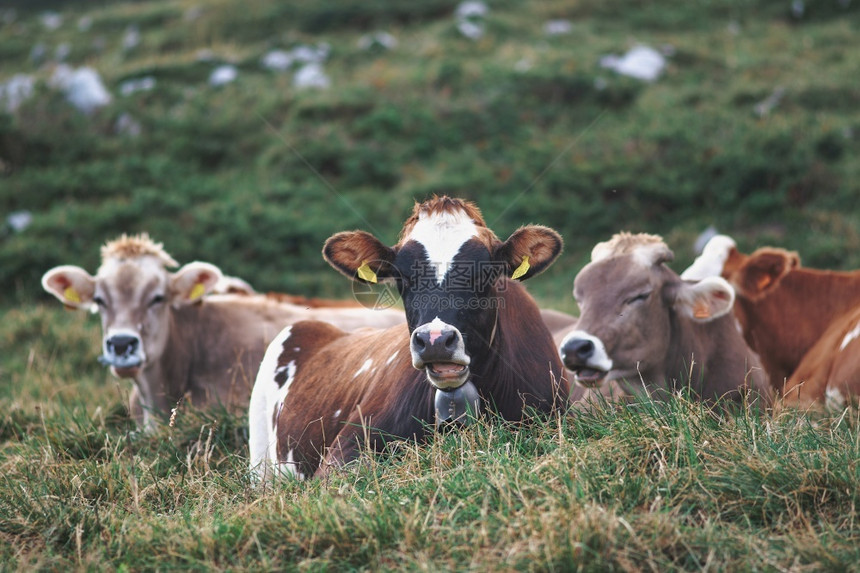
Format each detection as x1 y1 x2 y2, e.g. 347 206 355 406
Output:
107 334 140 357
411 322 464 364
562 338 594 363
412 328 458 352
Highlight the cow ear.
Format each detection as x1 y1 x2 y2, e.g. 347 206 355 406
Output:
42 265 97 310
496 225 563 281
674 277 735 322
737 250 797 299
170 262 223 306
323 231 396 284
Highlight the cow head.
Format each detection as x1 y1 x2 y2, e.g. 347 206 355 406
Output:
560 232 735 388
41 234 222 378
324 196 562 391
681 234 801 300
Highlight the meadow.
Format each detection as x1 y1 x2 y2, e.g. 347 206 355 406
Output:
2 0 860 569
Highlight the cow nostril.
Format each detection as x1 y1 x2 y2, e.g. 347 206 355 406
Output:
565 339 594 361
412 332 427 352
443 330 458 351
107 335 139 356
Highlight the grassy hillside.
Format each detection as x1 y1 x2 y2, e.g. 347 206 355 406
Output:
2 1 860 569
1 0 859 308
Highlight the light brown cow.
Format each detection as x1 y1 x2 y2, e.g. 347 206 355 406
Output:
41 233 404 430
559 233 771 405
683 234 860 406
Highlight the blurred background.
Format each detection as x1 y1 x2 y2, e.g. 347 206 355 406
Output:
1 0 858 311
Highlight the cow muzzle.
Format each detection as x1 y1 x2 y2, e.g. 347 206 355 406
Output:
99 331 145 376
559 330 613 388
411 320 470 389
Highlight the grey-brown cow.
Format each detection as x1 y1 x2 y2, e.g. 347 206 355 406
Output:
559 232 772 406
42 233 404 430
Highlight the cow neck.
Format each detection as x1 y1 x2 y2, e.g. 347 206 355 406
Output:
475 279 568 418
143 304 195 415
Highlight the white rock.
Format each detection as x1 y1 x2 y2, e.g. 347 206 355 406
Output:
7 211 32 233
600 45 666 82
50 65 112 114
291 44 329 64
261 50 293 71
119 76 156 96
55 42 71 61
122 25 141 51
358 32 398 51
457 20 484 40
455 1 488 19
115 113 142 137
209 65 238 86
293 63 330 90
1 74 35 113
543 20 572 36
40 11 63 31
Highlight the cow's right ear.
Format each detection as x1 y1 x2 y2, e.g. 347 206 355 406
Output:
323 231 396 284
42 265 96 310
737 249 798 299
170 262 223 307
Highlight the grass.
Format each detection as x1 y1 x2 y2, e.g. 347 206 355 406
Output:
2 0 860 569
2 318 859 571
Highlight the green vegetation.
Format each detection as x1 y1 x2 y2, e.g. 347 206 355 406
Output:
2 308 859 570
2 0 860 569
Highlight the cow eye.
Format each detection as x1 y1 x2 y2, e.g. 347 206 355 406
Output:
625 292 651 305
149 294 166 306
92 295 106 308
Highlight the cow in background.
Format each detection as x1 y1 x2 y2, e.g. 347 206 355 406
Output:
683 234 860 407
42 233 404 430
560 232 771 406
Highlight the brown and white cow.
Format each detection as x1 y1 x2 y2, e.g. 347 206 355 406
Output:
682 234 860 406
41 234 404 430
559 233 771 405
249 196 572 481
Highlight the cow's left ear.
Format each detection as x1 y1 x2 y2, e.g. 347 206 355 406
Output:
323 230 397 284
170 262 223 307
674 277 735 322
496 225 563 281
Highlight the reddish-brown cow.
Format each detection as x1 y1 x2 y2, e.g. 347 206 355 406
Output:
249 197 572 481
42 234 404 430
683 234 860 405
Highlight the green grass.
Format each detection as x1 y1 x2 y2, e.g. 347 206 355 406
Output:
2 311 859 570
2 1 860 569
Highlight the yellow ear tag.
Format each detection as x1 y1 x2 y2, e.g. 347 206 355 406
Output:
511 256 530 280
64 287 81 304
189 282 207 300
357 261 378 284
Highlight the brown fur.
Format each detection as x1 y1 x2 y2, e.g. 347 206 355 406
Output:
271 280 569 478
722 246 860 391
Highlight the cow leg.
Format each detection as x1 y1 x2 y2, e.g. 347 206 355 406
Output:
128 385 144 427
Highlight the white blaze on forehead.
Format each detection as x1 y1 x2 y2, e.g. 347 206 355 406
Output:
681 235 737 281
406 209 478 284
840 320 860 351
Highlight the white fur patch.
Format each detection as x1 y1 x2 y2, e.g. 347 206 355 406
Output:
406 209 478 284
282 449 306 480
681 235 737 281
354 358 373 378
247 326 292 483
386 350 399 365
559 329 614 372
825 386 847 410
840 321 860 351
